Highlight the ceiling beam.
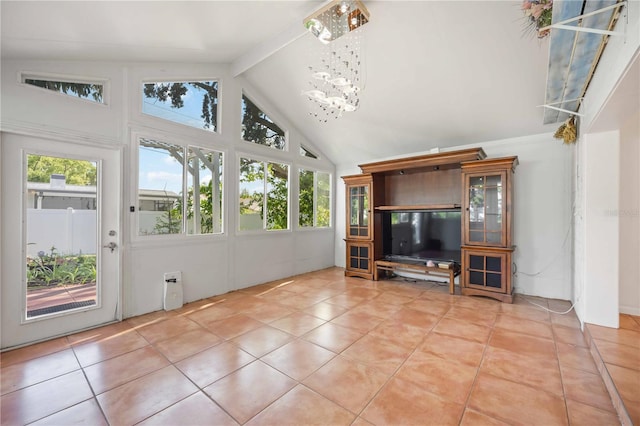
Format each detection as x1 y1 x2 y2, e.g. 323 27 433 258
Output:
231 0 336 77
231 22 308 77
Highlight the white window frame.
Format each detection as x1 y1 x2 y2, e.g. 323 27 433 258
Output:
19 71 109 106
140 79 221 134
237 154 291 234
300 145 319 159
240 91 289 152
298 168 332 229
133 134 225 241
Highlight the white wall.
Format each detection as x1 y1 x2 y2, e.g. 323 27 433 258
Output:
572 1 639 326
335 133 574 300
581 131 620 328
1 61 125 144
619 111 640 315
1 59 336 345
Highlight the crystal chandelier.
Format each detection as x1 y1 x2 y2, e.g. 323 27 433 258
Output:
303 0 369 122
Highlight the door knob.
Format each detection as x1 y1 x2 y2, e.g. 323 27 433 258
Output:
103 242 117 252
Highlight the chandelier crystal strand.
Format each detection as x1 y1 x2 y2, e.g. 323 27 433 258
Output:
303 0 367 122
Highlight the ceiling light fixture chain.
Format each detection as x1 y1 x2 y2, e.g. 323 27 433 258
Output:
302 0 369 123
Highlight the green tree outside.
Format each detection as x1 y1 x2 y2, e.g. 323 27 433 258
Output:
28 155 97 185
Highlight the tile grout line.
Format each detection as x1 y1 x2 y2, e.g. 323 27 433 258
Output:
73 341 110 425
350 290 460 424
458 304 499 425
552 316 573 426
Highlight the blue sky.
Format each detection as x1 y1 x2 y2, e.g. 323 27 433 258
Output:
139 82 216 194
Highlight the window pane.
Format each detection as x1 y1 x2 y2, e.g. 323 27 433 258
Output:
362 186 369 226
486 272 502 288
487 175 502 186
239 158 264 231
299 169 314 227
266 162 289 230
241 94 285 150
24 77 103 103
486 232 502 244
469 255 484 270
350 188 360 226
486 256 502 272
138 138 183 235
25 154 98 318
142 81 218 132
469 271 485 285
316 172 331 227
187 147 223 235
470 176 484 187
300 146 318 159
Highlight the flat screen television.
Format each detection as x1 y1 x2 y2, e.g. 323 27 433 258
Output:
381 210 461 264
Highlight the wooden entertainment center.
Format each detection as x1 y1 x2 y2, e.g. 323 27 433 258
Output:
343 148 518 303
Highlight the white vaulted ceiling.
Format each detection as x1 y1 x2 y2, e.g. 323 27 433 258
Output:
1 1 557 165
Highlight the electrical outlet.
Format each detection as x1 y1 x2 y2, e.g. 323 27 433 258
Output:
164 271 182 282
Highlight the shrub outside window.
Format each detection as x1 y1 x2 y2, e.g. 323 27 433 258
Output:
142 81 218 132
138 138 223 236
241 94 286 150
239 157 289 231
299 169 331 228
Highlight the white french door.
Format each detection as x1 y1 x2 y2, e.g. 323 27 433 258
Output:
1 134 121 349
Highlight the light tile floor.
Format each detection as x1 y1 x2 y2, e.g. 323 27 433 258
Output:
0 267 629 425
585 315 640 426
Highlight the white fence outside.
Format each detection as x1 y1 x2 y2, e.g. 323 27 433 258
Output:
27 209 174 255
139 211 173 235
27 208 97 257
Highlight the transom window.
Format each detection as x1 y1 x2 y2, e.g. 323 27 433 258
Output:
300 145 319 159
239 157 289 231
22 74 104 104
137 137 223 236
142 81 218 132
241 94 286 150
299 169 331 228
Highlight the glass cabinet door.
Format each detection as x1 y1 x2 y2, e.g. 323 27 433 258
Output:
348 184 370 239
466 172 505 246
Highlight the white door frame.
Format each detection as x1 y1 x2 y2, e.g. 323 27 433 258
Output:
1 133 122 349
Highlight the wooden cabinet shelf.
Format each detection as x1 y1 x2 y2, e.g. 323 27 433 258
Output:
374 260 461 294
358 148 486 174
375 204 461 211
